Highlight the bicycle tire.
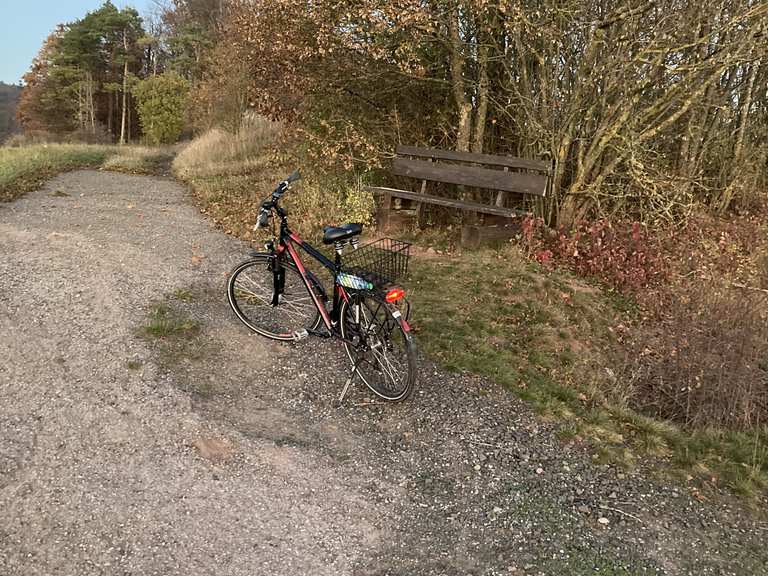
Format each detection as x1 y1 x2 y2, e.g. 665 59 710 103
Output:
339 294 417 401
227 254 324 341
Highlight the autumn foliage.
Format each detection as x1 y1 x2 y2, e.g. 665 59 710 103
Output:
185 0 768 226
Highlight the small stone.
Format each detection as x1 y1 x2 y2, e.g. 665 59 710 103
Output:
535 467 544 475
598 517 610 525
193 437 235 461
474 464 481 471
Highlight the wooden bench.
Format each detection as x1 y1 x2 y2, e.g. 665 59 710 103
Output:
365 145 551 247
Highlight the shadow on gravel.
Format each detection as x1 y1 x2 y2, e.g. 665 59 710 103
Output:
138 281 768 576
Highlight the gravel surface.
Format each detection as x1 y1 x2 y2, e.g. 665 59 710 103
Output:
1 170 766 576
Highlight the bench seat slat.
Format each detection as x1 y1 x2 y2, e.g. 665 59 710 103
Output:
396 145 551 173
392 158 547 196
365 186 529 218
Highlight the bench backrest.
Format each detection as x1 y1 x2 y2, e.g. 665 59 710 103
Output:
393 145 550 197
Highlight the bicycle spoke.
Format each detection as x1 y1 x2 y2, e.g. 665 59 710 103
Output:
228 256 322 338
368 346 400 388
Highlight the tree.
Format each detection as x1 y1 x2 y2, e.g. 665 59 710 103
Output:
0 82 22 142
18 1 146 141
132 71 189 144
199 0 767 225
17 28 78 134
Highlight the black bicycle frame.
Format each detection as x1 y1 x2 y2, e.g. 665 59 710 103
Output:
270 214 350 333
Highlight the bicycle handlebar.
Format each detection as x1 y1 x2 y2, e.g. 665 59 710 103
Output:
272 170 301 200
254 171 301 229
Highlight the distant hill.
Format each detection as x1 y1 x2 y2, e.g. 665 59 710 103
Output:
0 82 22 143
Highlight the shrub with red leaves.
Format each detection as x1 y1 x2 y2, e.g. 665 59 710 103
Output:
520 216 668 293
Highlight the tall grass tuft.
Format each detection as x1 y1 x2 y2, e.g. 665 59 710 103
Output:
625 285 768 431
173 113 282 179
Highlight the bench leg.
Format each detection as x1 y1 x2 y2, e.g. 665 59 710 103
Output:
376 193 393 231
415 179 427 228
461 219 521 249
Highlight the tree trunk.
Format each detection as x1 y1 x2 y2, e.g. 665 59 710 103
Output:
87 72 95 134
471 41 490 154
107 88 113 137
448 7 472 153
732 63 758 165
120 30 129 146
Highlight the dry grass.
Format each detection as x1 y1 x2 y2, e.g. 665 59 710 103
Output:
102 146 176 175
173 113 283 179
626 285 768 431
174 114 374 242
0 144 114 201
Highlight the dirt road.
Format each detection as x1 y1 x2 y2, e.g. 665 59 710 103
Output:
0 170 765 575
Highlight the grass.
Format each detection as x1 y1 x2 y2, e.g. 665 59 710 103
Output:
139 296 217 397
0 143 175 202
173 113 283 180
407 245 768 499
0 144 114 201
408 246 620 415
142 303 200 338
126 359 143 370
102 146 175 175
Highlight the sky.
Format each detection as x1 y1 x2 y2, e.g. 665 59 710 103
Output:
0 0 157 85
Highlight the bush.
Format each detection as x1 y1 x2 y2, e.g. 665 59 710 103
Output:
174 115 375 241
133 72 190 145
519 217 667 293
624 284 768 430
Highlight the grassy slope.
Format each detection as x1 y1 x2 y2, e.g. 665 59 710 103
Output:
408 247 767 499
0 144 175 202
0 144 114 201
171 122 767 500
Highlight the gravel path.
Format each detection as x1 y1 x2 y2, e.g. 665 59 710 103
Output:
1 170 765 576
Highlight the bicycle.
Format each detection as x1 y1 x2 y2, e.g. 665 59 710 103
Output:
226 170 417 404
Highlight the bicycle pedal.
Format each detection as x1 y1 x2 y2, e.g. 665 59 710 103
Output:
307 328 332 339
292 329 309 341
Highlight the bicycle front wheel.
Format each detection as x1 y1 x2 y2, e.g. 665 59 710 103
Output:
340 295 417 401
227 254 324 341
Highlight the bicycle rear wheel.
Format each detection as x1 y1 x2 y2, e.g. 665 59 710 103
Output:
227 254 324 341
339 294 416 401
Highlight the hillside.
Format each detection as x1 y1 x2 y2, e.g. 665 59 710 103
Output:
0 82 21 142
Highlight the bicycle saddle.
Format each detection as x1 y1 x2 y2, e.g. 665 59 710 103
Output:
322 223 363 245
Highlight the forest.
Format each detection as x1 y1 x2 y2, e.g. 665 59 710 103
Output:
0 82 21 142
8 0 768 494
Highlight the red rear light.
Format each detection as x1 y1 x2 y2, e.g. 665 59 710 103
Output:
385 287 406 302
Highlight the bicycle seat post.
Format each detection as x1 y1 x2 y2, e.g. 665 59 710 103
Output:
334 241 344 267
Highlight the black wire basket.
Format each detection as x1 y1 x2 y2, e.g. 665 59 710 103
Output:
342 238 411 288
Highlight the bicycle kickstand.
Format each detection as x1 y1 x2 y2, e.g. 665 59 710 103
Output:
335 357 364 407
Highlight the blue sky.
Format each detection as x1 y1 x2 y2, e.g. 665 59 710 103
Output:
0 0 156 84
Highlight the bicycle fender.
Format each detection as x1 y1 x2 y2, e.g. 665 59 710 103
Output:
390 306 413 339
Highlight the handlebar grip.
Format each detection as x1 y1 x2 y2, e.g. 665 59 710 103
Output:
254 208 270 229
